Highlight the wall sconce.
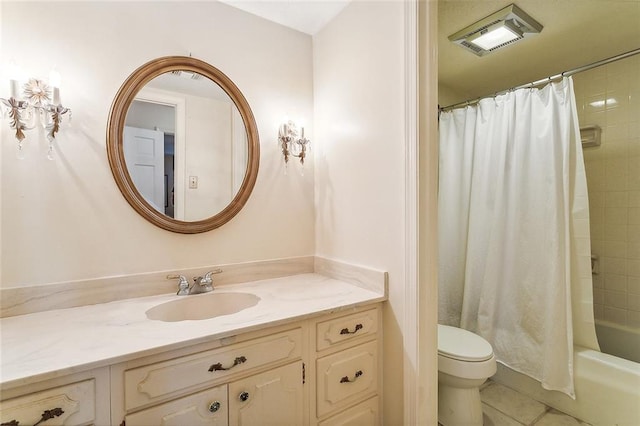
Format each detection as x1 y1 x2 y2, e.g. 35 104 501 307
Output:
278 119 310 168
1 65 71 159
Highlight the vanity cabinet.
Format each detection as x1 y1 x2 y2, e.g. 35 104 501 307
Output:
1 303 381 426
114 305 382 426
112 325 307 426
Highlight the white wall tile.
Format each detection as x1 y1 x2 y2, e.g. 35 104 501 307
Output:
628 293 640 311
628 310 640 327
604 274 627 292
628 259 640 277
604 290 627 309
604 223 628 241
603 240 627 258
604 207 628 225
581 55 640 330
605 191 628 207
604 306 627 323
628 242 640 259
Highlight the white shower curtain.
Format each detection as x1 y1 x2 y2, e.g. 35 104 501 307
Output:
438 77 595 398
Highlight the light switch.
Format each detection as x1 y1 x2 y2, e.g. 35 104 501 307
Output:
189 176 198 189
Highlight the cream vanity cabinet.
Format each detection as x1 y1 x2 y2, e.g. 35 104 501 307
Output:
0 304 381 426
0 368 110 426
113 304 382 426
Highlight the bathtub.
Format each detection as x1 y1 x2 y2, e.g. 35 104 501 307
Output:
492 346 640 426
595 320 640 363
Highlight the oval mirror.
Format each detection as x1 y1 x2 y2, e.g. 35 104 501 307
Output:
107 56 259 233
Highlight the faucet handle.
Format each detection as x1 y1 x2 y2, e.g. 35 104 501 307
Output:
167 274 190 295
203 269 223 281
194 269 222 292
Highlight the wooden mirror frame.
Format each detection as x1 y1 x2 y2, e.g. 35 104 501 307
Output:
106 56 260 233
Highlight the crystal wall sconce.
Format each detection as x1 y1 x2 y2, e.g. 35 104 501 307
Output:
1 65 71 159
278 119 310 167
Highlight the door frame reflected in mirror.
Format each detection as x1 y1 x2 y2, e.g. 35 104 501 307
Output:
129 88 185 220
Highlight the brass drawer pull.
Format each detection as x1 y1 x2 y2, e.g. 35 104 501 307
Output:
340 370 363 383
340 323 363 335
208 356 247 372
2 408 65 426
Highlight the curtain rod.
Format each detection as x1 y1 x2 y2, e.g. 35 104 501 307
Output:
439 48 640 112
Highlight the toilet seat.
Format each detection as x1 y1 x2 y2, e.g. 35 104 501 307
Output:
438 324 493 362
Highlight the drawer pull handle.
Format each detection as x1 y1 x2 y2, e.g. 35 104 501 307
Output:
2 408 66 426
239 391 250 402
340 323 363 335
208 401 222 413
340 370 363 383
208 356 247 372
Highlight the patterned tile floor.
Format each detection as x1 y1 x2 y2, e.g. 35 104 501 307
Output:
480 381 590 426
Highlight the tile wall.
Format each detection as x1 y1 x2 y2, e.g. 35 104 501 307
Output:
573 53 640 329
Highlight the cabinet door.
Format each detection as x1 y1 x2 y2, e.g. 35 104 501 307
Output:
125 384 228 426
228 361 303 426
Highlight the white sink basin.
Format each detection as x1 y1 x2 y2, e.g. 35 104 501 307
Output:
146 292 260 322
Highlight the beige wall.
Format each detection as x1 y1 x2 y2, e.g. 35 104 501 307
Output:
313 2 406 424
576 54 640 329
0 1 315 288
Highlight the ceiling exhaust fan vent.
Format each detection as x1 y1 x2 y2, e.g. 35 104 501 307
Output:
449 4 542 57
460 40 484 54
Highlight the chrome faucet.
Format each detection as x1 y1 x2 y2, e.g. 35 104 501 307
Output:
167 269 222 295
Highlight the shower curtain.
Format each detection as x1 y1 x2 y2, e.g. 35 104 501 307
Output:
438 77 595 398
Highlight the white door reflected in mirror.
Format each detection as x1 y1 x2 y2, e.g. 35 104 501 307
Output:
124 71 248 222
123 126 165 213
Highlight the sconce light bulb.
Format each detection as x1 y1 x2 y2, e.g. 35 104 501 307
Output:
49 69 61 88
8 61 22 80
8 62 23 99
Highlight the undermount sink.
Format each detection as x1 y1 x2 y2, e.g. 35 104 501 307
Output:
146 292 260 322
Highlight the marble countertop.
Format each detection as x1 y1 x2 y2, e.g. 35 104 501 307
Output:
0 273 385 389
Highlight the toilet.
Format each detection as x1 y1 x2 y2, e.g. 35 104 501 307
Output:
438 324 497 426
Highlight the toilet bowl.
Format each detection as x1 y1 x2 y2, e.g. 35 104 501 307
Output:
438 324 497 426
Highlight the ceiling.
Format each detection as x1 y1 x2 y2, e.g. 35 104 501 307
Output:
219 0 639 107
219 0 350 35
439 0 640 106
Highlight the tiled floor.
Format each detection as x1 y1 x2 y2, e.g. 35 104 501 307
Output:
480 381 590 426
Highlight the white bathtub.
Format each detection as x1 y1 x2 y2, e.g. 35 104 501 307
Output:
595 320 640 363
492 346 640 426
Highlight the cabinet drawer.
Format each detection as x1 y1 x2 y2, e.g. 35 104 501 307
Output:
316 340 377 417
318 396 379 426
125 328 302 410
316 309 377 351
125 384 228 426
0 380 95 426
